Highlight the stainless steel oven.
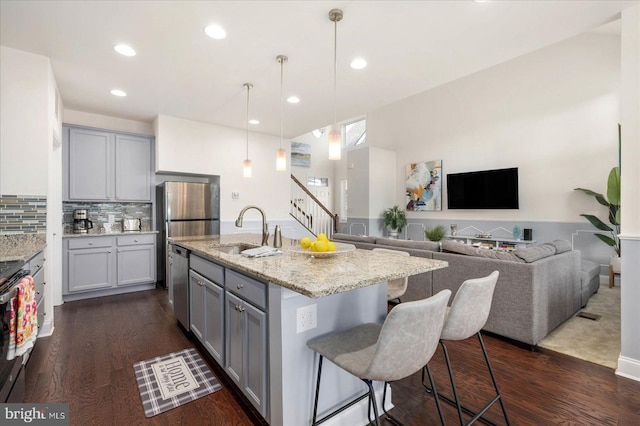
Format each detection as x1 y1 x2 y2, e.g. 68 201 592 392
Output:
0 260 28 403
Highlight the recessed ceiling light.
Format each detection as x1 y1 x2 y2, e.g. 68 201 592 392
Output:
249 119 259 125
350 57 367 70
110 89 127 97
114 44 136 57
287 96 300 104
204 24 227 40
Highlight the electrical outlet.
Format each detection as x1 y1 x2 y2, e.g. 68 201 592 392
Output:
232 192 240 199
296 304 317 333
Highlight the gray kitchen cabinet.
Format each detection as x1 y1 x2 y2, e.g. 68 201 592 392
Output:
116 234 156 286
115 134 152 201
63 125 153 202
67 243 114 293
225 270 268 418
190 255 225 365
25 248 46 335
67 127 112 200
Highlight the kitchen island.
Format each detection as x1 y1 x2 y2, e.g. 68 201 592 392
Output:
171 234 447 426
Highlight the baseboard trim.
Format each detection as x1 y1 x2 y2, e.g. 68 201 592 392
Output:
38 319 54 337
616 355 640 382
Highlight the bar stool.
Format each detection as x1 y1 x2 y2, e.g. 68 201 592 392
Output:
423 271 510 426
372 248 410 303
308 289 452 426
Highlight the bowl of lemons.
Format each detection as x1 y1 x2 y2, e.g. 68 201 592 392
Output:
289 233 355 258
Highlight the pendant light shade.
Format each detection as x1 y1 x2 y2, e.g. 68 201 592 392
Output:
276 55 288 172
328 9 343 161
243 83 253 178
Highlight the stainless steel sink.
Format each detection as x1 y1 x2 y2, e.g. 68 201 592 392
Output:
210 243 256 255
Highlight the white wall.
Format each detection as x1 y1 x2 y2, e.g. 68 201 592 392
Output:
290 131 335 212
0 46 50 195
618 4 640 382
63 109 154 136
154 114 291 222
367 32 621 224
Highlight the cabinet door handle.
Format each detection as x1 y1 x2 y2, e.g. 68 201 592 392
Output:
88 242 93 245
237 283 244 290
43 258 46 261
43 282 46 286
43 312 46 316
108 250 112 253
134 239 138 243
117 249 121 253
37 291 41 295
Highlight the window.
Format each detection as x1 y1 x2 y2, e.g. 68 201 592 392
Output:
342 118 366 148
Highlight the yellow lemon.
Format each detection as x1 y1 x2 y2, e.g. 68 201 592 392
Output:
316 233 328 242
327 241 337 252
314 240 328 252
310 241 318 252
300 237 312 249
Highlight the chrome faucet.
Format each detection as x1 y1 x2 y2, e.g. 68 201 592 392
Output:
235 205 269 246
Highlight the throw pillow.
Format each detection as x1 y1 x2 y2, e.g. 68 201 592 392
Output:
549 239 572 254
331 233 377 244
514 243 557 263
377 238 440 252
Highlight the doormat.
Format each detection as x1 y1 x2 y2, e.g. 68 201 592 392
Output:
133 348 222 417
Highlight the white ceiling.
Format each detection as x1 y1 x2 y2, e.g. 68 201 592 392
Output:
0 1 634 139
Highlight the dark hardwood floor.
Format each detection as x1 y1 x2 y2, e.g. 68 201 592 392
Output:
25 289 640 425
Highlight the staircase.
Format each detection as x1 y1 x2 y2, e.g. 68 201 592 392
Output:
290 174 339 238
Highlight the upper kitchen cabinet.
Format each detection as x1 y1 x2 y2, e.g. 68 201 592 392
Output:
63 125 154 202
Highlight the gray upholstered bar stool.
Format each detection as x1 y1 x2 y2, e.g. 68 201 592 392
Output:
308 289 452 426
372 248 410 303
423 271 510 426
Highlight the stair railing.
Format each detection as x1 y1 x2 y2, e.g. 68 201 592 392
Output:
290 174 339 238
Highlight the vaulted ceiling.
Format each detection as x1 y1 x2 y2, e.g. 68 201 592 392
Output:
1 1 634 138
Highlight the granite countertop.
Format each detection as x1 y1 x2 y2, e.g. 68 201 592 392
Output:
170 234 448 298
0 233 47 263
63 230 159 238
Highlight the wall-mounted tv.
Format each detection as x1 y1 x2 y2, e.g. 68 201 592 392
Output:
447 167 519 209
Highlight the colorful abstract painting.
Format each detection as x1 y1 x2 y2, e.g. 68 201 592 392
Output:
291 142 311 167
406 160 442 211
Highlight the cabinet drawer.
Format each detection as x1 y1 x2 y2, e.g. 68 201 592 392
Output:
226 269 266 310
33 266 45 304
67 237 112 250
37 297 45 333
191 255 224 285
28 250 45 274
117 234 155 246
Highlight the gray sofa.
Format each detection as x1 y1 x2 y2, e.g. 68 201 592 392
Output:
332 233 596 347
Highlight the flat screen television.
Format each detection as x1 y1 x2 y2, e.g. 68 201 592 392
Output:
447 167 519 209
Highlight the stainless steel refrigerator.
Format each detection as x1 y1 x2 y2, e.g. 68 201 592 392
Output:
156 180 220 289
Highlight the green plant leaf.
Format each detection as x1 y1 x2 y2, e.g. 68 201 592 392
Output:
594 233 616 247
573 188 609 207
580 214 613 232
607 167 621 206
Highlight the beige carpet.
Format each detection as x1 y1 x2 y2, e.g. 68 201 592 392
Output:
538 285 620 369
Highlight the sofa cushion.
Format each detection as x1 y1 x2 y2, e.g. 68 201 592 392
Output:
514 243 556 263
376 237 440 252
440 240 523 262
331 233 377 244
549 240 572 254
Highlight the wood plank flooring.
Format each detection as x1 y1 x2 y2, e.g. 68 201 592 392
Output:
24 289 640 425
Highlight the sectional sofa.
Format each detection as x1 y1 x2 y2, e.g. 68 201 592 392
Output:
332 233 599 347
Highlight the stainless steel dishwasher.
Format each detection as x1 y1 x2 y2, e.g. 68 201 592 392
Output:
170 244 190 330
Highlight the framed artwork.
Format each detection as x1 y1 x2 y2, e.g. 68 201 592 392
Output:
405 160 442 211
291 142 311 167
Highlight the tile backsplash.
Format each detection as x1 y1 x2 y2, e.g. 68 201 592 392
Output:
0 195 47 234
63 202 152 234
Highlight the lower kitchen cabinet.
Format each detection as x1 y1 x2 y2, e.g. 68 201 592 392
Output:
225 273 268 418
189 270 225 364
25 248 46 335
64 234 156 300
116 235 155 286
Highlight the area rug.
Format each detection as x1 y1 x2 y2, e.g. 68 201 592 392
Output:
134 348 222 417
538 285 620 369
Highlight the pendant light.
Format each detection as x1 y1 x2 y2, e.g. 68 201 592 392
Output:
276 55 288 172
243 83 253 178
328 8 343 161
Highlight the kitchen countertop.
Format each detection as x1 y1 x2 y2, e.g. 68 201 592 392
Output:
63 230 159 238
170 234 448 298
0 233 47 263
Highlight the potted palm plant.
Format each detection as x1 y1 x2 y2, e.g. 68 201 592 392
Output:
574 166 621 277
383 205 407 238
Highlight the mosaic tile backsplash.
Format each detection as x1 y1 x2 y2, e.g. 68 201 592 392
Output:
63 202 152 234
0 195 47 234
